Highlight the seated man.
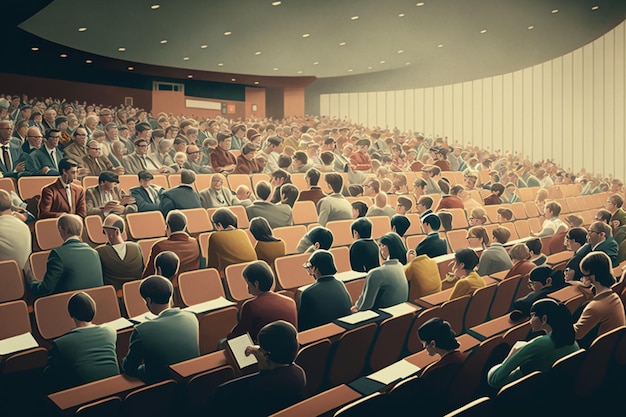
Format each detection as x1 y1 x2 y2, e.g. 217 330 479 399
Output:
199 173 251 208
391 214 412 237
124 138 170 175
366 192 396 218
526 238 547 266
587 221 619 267
227 261 297 342
483 183 505 206
26 214 103 296
159 169 202 216
0 189 32 269
246 180 293 229
85 171 137 217
82 139 122 176
531 201 567 237
121 275 200 383
317 173 353 226
395 196 413 215
130 170 164 212
296 226 334 253
416 196 434 222
209 133 237 174
349 218 380 272
142 210 200 277
38 158 87 219
95 214 144 291
300 250 352 331
215 321 306 416
415 214 448 258
43 292 119 392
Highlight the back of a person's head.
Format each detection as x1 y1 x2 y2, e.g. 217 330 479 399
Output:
212 207 238 229
308 249 337 276
422 213 441 231
379 232 407 265
351 217 372 239
418 196 433 209
374 192 387 208
155 251 180 279
455 248 479 271
256 180 272 201
526 238 542 255
0 189 12 211
352 201 368 218
450 185 464 196
257 320 299 365
305 168 321 186
397 196 413 212
68 292 96 322
545 201 562 216
418 317 460 350
243 260 275 291
390 214 411 237
58 213 83 237
180 169 196 185
467 226 489 246
309 226 334 250
580 251 615 287
325 173 343 193
166 210 187 233
438 211 453 231
530 299 575 348
492 226 511 244
509 243 531 262
568 227 588 246
140 275 173 304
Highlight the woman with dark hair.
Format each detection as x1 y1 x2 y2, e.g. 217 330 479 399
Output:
438 211 454 232
354 232 409 311
563 227 591 283
207 208 257 274
280 183 299 208
249 217 286 267
449 248 485 300
270 168 292 204
488 299 580 389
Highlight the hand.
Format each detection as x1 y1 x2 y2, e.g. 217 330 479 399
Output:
114 166 125 175
41 166 50 174
14 161 25 172
407 249 416 261
120 196 136 205
244 345 269 369
351 306 358 313
157 167 169 174
77 167 88 176
104 200 119 210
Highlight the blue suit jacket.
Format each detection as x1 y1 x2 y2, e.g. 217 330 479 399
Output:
24 146 64 176
0 141 24 178
130 185 164 212
416 233 448 258
159 185 201 216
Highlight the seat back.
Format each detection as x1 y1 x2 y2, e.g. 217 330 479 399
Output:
0 177 16 194
227 205 250 229
334 392 387 417
273 225 308 255
35 285 121 340
327 323 377 387
295 338 332 397
224 261 255 302
178 268 225 306
184 366 235 413
35 218 63 250
226 174 252 193
489 275 524 319
443 397 492 417
17 176 55 199
368 313 415 372
0 300 31 339
405 305 443 354
510 202 527 220
0 260 24 303
369 216 391 239
446 208 469 230
122 379 177 417
440 295 471 335
492 371 546 417
274 253 315 291
548 349 587 398
447 229 469 252
325 219 354 247
122 280 148 319
136 238 165 262
29 250 50 281
330 246 351 273
292 200 319 225
180 208 212 235
502 321 531 346
198 306 239 355
463 283 497 330
513 220 531 239
126 211 166 239
405 234 426 251
75 396 123 417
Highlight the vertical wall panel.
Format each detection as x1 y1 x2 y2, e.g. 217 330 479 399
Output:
376 91 386 128
572 49 584 175
512 70 524 156
358 92 368 126
463 82 473 144
551 58 563 170
541 63 552 160
582 44 595 174
367 92 377 128
395 90 405 131
452 83 463 142
386 91 396 129
492 75 504 154
433 86 444 136
348 93 359 123
522 68 533 160
482 77 493 152
615 23 625 183
562 53 574 173
443 85 454 140
472 80 483 147
593 39 605 176
415 88 425 132
329 93 339 118
339 93 350 120
424 87 434 136
320 94 330 118
502 73 514 156
532 65 543 160
405 89 415 132
604 32 615 177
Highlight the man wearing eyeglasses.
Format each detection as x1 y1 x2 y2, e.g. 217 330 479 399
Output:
587 221 619 267
21 126 43 154
0 119 25 178
124 138 170 175
83 140 122 177
23 128 65 176
63 128 89 167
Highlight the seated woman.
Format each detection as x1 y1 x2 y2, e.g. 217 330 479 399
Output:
505 243 536 279
234 143 259 174
510 266 566 318
208 208 257 274
449 248 485 300
574 251 626 348
354 232 409 311
477 226 513 276
210 132 237 174
488 299 580 389
405 249 442 301
496 207 515 223
249 217 286 267
469 207 489 226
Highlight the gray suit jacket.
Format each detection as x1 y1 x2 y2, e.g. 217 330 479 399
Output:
245 201 293 228
159 185 202 216
24 146 64 176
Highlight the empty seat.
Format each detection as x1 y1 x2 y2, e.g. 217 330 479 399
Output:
273 225 308 255
326 323 377 387
274 253 315 291
292 200 319 225
17 176 55 200
0 300 48 374
126 212 166 240
122 379 177 417
0 260 25 303
295 338 332 397
178 268 225 306
35 218 63 250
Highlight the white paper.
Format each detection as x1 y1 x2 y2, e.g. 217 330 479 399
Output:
335 271 366 282
367 360 421 385
337 310 379 325
226 333 258 369
130 312 159 323
102 317 134 331
182 296 235 314
380 303 418 317
0 332 38 355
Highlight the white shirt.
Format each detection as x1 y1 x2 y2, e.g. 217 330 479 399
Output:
111 242 127 260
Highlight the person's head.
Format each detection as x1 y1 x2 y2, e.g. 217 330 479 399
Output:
165 210 188 234
496 207 514 223
102 213 125 243
422 213 441 233
351 201 368 219
140 275 173 309
454 248 480 273
438 211 453 231
492 226 511 244
580 251 616 288
351 217 372 240
255 180 272 201
249 217 279 242
364 179 380 196
138 170 154 187
134 138 150 155
416 196 433 214
57 214 83 239
271 169 291 188
491 183 505 197
418 318 460 355
565 227 588 251
563 214 584 228
605 193 624 213
378 232 407 264
525 238 542 257
529 299 575 348
179 169 196 186
210 173 225 192
544 201 562 218
26 126 43 148
528 265 564 292
413 178 427 198
243 260 275 295
241 143 258 161
97 171 119 192
325 173 344 194
505 182 517 196
305 168 321 187
211 207 238 230
67 292 96 323
307 227 334 250
469 207 488 225
464 171 478 189
154 251 180 279
306 249 338 277
391 214 411 237
595 209 612 224
587 221 611 247
466 226 489 248
420 165 435 179
449 185 464 197
217 132 232 151
257 320 299 365
265 136 284 153
44 128 61 149
509 243 531 263
396 196 413 215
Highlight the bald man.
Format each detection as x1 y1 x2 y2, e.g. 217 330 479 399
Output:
0 119 25 177
0 189 31 268
365 192 396 218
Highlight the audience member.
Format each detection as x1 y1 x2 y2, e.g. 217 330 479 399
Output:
0 189 31 269
130 170 164 212
415 214 448 258
38 158 86 218
587 221 619 267
416 196 434 221
510 266 566 318
24 128 64 176
366 192 396 218
246 180 293 228
317 173 352 226
210 132 237 173
85 171 137 217
477 226 513 276
526 238 547 266
199 173 250 208
564 227 592 283
391 214 411 237
351 201 368 218
296 226 334 253
531 201 567 237
154 251 180 280
297 168 326 204
159 169 202 215
349 217 380 272
448 248 485 300
405 250 442 301
249 217 286 267
208 208 257 274
505 243 536 279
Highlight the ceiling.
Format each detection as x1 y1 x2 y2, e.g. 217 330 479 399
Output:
12 0 626 86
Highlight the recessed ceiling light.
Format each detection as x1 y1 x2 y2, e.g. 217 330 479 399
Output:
528 25 534 30
217 63 224 67
397 50 404 54
31 47 39 51
313 61 319 65
254 81 260 85
480 29 487 34
160 39 167 44
551 9 558 14
118 47 126 52
302 33 310 38
60 54 68 58
273 67 279 71
78 27 87 32
151 4 160 9
339 42 346 46
231 78 236 82
297 70 303 74
128 66 134 71
405 62 411 65
187 75 193 78
379 60 386 64
183 57 190 61
438 44 444 48
271 1 281 5
398 13 405 17
368 66 373 70
255 51 262 55
348 69 353 72
200 44 208 49
592 5 599 10
351 16 359 21
224 31 232 36
416 2 425 6
85 59 93 64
